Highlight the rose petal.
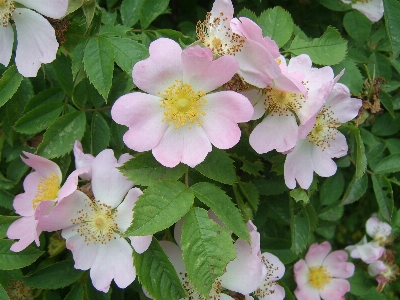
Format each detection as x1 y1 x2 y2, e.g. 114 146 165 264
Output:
0 24 13 67
16 0 68 18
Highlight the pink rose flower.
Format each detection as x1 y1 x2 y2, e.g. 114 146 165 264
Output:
111 38 253 168
294 241 355 300
0 0 68 77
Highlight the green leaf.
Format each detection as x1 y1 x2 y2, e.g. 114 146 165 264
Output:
0 217 19 239
320 172 344 205
120 0 145 27
107 37 149 74
195 149 236 185
383 0 400 59
22 259 84 289
133 238 186 300
259 7 294 48
191 182 249 242
372 112 400 136
343 11 371 43
126 181 194 236
319 0 351 11
332 58 364 95
14 103 64 135
0 240 43 270
181 207 235 297
0 66 23 108
119 152 187 186
64 283 84 300
83 37 115 99
318 205 344 222
90 112 110 156
289 27 347 65
236 8 258 23
24 88 65 113
380 90 394 118
374 153 400 174
290 202 310 254
37 111 86 159
140 0 169 29
67 0 84 14
371 174 394 222
368 52 392 81
0 284 8 300
82 0 96 29
238 181 259 211
290 189 309 204
341 173 368 205
348 124 367 180
52 54 74 96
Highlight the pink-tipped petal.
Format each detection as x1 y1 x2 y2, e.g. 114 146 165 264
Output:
13 172 41 216
294 284 320 300
91 149 134 208
111 93 167 152
182 46 238 92
305 241 331 267
133 38 182 96
211 0 234 20
323 250 355 278
7 216 40 252
17 0 68 19
326 84 362 123
319 278 351 300
20 152 62 180
0 24 13 67
250 114 298 154
13 8 59 77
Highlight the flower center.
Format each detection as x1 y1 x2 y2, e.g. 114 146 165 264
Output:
72 198 119 245
264 87 305 117
178 271 223 299
196 12 245 57
307 106 340 150
160 79 207 129
0 0 14 27
308 266 331 290
32 172 60 209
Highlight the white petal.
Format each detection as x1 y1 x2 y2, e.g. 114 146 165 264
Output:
16 0 68 18
0 24 14 67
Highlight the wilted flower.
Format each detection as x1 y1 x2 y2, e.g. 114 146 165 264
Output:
0 0 68 77
111 38 253 168
368 250 399 292
294 241 355 300
341 0 384 22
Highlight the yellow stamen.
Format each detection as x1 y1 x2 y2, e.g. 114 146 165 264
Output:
159 80 207 129
0 0 14 27
307 106 340 150
32 172 60 209
309 266 332 290
264 87 305 117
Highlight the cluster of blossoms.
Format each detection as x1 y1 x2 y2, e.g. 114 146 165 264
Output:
346 215 399 291
112 0 362 190
0 0 68 77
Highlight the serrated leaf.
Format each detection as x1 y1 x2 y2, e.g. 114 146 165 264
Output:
133 238 186 300
348 125 367 180
83 37 115 99
65 283 84 300
0 284 8 300
343 11 371 43
24 88 65 113
259 7 294 48
67 0 84 14
0 66 23 108
238 181 259 211
333 58 364 95
107 37 149 74
290 202 310 254
371 174 394 222
140 0 169 29
37 111 86 159
236 8 258 22
181 207 235 297
380 90 394 118
195 149 236 185
119 152 186 186
383 0 400 59
72 40 88 80
14 103 64 135
318 205 344 222
290 189 309 204
341 172 368 205
0 240 43 270
127 181 194 236
22 259 84 289
120 0 145 27
90 112 110 156
372 112 400 136
374 153 400 174
0 217 19 239
82 0 96 29
52 54 74 96
289 27 347 65
191 182 249 242
320 172 345 205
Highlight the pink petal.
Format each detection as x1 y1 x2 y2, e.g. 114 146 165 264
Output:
0 24 13 67
115 188 142 232
305 241 331 267
13 8 59 77
159 240 186 273
133 38 182 96
273 72 307 95
129 236 152 254
182 46 238 92
323 132 348 159
262 252 285 281
284 139 314 189
258 283 285 300
152 125 212 168
21 152 62 180
293 259 310 288
326 84 362 123
111 93 168 152
17 0 68 19
211 0 234 20
250 114 299 154
201 114 241 150
319 278 350 300
294 285 321 300
242 89 265 120
73 141 94 181
323 250 355 278
7 216 40 252
118 153 133 165
351 0 384 22
235 40 281 88
13 172 41 217
91 149 134 208
368 260 386 276
312 147 338 178
355 241 384 264
57 166 90 201
90 238 135 292
63 229 98 270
